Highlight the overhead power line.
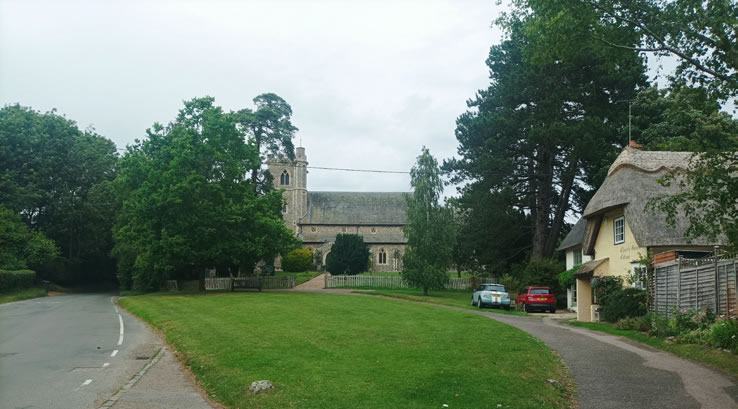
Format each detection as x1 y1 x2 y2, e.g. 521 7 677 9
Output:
308 166 409 174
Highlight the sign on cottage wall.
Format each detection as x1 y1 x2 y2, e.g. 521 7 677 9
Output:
619 244 640 261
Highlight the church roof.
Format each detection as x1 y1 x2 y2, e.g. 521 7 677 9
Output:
302 192 408 225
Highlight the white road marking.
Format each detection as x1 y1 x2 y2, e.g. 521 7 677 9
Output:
102 362 109 368
111 350 118 357
81 379 92 386
117 314 124 345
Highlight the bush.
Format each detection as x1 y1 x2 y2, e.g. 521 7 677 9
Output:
325 234 370 275
557 264 581 289
710 319 738 350
649 313 678 337
282 248 312 272
676 328 711 345
0 269 36 291
615 315 652 332
670 308 699 333
598 287 648 322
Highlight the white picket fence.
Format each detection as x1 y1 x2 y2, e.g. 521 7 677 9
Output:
203 276 296 291
326 275 477 290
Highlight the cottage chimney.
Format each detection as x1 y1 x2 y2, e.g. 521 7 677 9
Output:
629 140 643 150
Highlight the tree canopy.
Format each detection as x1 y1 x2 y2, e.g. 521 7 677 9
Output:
402 148 454 295
113 97 299 290
0 205 58 270
444 2 648 261
0 104 118 282
325 234 370 275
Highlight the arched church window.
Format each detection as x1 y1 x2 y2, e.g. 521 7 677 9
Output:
341 227 347 233
371 227 376 234
311 227 316 232
378 248 387 265
282 202 288 213
280 170 290 185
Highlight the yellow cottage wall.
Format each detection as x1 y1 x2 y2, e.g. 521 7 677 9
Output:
593 208 647 280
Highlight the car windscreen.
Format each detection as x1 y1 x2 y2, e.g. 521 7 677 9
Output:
483 285 505 292
530 289 550 294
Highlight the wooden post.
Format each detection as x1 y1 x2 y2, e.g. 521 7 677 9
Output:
714 246 720 313
677 256 682 313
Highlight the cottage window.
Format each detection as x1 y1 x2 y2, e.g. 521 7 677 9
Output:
573 248 583 265
614 216 625 244
378 248 387 265
280 170 290 185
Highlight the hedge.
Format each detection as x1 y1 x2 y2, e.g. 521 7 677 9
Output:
0 269 36 291
282 248 313 272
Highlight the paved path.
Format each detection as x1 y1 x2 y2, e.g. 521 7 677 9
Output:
0 294 214 409
292 273 327 291
470 309 738 409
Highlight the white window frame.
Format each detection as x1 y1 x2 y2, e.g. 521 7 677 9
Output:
614 216 625 244
573 248 583 265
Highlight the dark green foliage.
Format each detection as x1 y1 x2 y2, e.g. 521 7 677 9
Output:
401 148 454 295
282 248 312 272
557 264 581 289
113 97 300 290
710 319 738 351
443 1 647 259
615 315 652 332
0 104 118 283
0 269 36 291
599 287 648 322
325 234 369 275
0 205 58 270
519 258 566 307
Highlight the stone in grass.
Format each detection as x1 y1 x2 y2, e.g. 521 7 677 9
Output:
249 380 274 394
547 379 563 390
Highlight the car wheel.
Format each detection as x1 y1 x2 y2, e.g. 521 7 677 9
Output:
478 300 484 309
471 297 476 306
523 303 528 313
551 308 556 314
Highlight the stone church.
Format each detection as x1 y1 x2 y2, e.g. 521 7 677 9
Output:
267 147 407 272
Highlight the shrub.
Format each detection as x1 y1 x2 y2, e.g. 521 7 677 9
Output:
670 308 699 333
615 315 652 332
710 319 738 350
694 307 716 330
0 269 36 291
649 313 678 337
557 264 581 289
282 248 313 272
325 234 370 275
598 287 648 322
676 328 711 345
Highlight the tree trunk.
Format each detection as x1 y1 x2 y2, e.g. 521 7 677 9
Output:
423 286 428 296
544 161 576 257
532 150 553 258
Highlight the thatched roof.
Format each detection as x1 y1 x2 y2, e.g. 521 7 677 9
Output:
582 148 722 251
558 218 587 251
301 192 408 225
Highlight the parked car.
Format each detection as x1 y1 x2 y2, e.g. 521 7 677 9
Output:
472 283 511 310
515 286 556 313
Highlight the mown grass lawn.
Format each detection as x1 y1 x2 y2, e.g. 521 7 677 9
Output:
354 288 529 316
121 292 572 409
275 271 322 285
569 321 738 380
0 287 47 304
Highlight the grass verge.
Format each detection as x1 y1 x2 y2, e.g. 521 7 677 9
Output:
121 292 572 409
568 321 738 380
0 287 47 304
353 288 529 316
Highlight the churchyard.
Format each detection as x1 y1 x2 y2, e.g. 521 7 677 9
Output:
120 291 573 409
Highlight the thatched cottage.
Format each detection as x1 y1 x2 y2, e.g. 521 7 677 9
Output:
573 147 723 321
268 147 408 272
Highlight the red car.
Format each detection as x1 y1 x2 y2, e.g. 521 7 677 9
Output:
516 286 556 313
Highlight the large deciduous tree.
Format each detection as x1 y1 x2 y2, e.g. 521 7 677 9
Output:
113 97 299 290
0 205 58 270
0 104 118 282
444 3 648 260
401 148 454 296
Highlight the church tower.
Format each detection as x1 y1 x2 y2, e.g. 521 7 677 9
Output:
267 147 308 233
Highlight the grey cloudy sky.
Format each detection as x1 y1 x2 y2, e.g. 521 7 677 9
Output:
1 0 504 193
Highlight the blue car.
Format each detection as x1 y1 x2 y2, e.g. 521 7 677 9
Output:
472 283 511 310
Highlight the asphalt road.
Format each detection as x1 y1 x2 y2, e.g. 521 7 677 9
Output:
0 294 161 409
478 311 738 409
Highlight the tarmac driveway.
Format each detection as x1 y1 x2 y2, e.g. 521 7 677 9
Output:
472 311 738 409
